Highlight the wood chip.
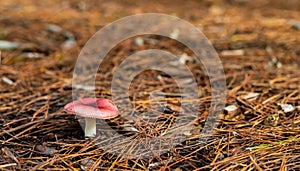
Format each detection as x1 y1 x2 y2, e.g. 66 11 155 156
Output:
221 49 245 56
2 76 14 85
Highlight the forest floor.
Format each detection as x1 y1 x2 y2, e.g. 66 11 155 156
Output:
0 0 300 170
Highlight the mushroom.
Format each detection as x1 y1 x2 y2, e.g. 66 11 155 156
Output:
64 98 119 138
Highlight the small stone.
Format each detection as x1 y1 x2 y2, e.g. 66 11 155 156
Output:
134 37 144 46
278 103 295 113
242 92 260 101
179 53 193 64
2 76 14 85
289 20 300 30
224 105 238 114
233 131 239 137
170 28 179 39
73 84 95 91
123 123 139 132
46 24 63 32
0 40 20 50
20 52 45 59
276 62 282 68
46 24 76 49
224 104 239 119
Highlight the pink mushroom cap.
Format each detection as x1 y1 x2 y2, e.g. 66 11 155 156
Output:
64 98 119 119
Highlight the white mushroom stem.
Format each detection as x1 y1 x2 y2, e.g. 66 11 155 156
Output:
84 117 96 138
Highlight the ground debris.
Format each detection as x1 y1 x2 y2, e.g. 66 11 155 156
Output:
0 0 300 170
0 40 20 50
